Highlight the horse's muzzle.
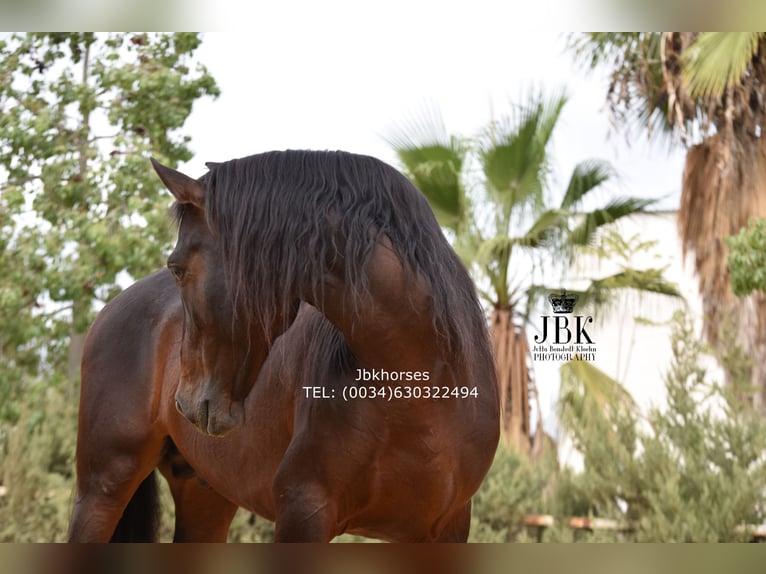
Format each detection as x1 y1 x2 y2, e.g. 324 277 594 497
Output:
175 391 245 437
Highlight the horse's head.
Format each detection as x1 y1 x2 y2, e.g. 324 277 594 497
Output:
151 159 281 437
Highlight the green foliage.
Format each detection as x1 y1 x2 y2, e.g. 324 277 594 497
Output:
726 217 766 296
468 446 557 542
572 228 684 319
558 360 638 454
0 31 220 542
683 33 765 98
389 142 467 233
0 381 77 542
0 33 218 418
637 314 766 541
559 311 766 542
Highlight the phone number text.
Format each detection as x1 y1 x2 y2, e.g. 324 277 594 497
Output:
302 385 479 401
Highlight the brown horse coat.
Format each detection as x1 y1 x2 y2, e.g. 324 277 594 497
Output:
69 150 500 542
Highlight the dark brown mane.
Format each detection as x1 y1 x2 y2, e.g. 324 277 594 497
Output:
198 149 487 362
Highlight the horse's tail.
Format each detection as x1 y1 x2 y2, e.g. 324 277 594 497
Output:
110 471 161 542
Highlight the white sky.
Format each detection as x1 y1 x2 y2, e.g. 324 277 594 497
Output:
181 30 686 210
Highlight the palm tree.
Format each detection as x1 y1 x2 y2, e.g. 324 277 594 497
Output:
388 92 676 452
570 33 766 409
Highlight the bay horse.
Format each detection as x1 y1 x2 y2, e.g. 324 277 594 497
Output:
68 150 500 542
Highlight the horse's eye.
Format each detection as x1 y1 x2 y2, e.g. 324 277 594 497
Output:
168 264 186 282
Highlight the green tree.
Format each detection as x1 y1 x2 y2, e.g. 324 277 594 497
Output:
727 217 766 297
468 444 558 542
388 93 678 452
569 32 766 408
0 33 219 413
0 32 218 541
558 311 766 542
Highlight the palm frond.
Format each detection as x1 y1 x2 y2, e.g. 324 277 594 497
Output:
569 197 656 246
534 90 568 152
560 160 615 210
576 268 684 315
475 209 572 269
516 209 568 248
479 114 544 210
452 225 485 269
385 104 451 149
478 92 566 214
475 235 514 268
561 360 636 408
683 32 764 98
386 109 468 232
558 359 637 436
397 143 466 228
589 268 683 297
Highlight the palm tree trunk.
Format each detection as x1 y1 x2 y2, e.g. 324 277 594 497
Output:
735 295 766 409
679 134 766 409
490 308 531 453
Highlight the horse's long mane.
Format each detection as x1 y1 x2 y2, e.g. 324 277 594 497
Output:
202 149 488 361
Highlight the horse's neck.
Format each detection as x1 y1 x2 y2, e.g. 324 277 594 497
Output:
306 243 440 372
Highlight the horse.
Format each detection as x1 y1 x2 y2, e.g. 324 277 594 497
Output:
68 150 500 542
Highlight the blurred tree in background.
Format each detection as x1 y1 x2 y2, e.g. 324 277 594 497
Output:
556 311 766 542
569 33 766 409
727 217 766 297
0 32 218 416
388 93 679 453
463 312 766 542
0 32 218 539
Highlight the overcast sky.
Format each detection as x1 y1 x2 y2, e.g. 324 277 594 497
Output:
181 30 686 211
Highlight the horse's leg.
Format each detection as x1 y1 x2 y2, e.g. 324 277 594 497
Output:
272 486 337 542
69 440 164 542
161 469 239 542
434 501 472 542
69 492 137 543
272 448 338 542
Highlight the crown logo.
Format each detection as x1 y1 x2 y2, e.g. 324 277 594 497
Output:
547 289 577 314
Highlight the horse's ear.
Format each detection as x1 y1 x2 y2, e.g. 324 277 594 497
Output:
150 158 205 208
205 161 221 170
